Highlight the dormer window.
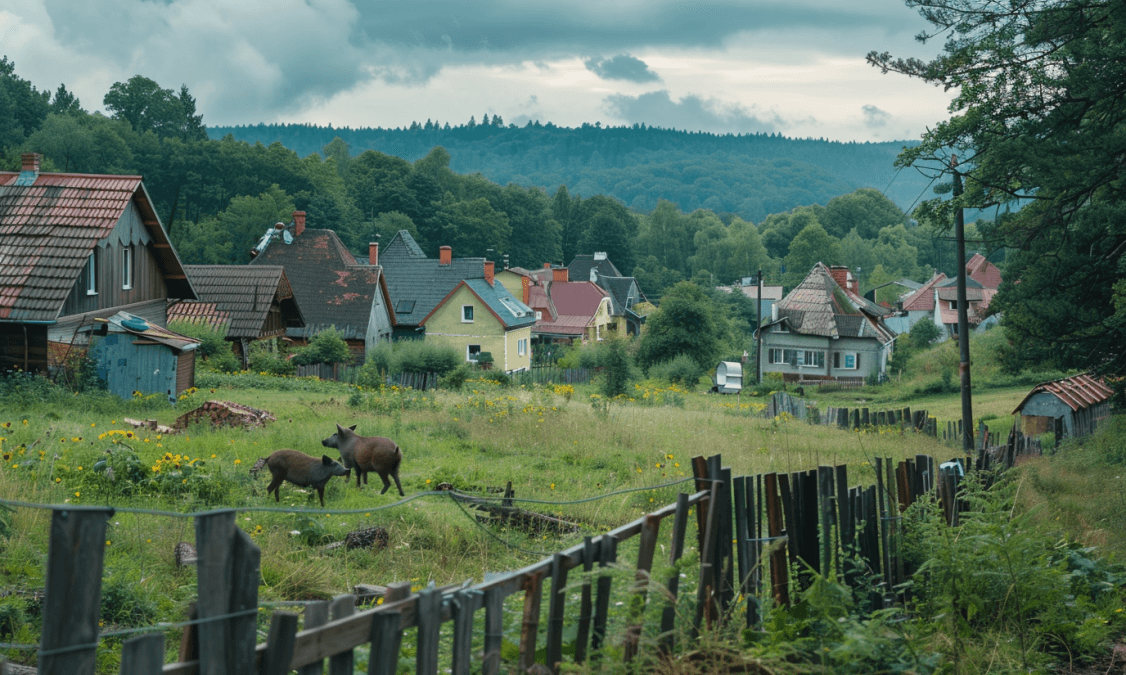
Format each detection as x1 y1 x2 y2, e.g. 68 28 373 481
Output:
775 322 788 333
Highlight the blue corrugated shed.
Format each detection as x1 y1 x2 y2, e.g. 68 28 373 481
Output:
87 312 198 402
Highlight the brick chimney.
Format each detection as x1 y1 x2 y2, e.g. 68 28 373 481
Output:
484 261 495 285
521 276 530 304
439 246 452 265
369 242 379 266
552 267 569 283
21 153 40 173
543 263 551 269
293 211 306 237
829 265 851 292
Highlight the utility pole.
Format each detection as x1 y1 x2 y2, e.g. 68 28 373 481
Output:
953 156 974 454
756 269 763 385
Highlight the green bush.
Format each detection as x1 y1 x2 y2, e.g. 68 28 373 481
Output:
248 340 295 376
358 340 462 386
168 320 229 358
438 363 476 391
556 342 600 370
646 354 705 389
293 327 351 366
598 337 633 398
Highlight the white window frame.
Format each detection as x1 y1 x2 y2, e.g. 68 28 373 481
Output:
838 352 859 370
517 338 527 357
86 251 98 295
802 350 825 368
461 305 474 323
535 311 542 320
467 344 481 362
122 245 133 290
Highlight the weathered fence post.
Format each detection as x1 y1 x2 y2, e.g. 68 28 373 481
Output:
660 493 691 651
118 632 164 675
763 473 789 607
623 514 660 663
195 509 260 675
263 612 299 675
40 507 112 675
519 572 545 672
591 537 617 654
451 589 482 675
297 601 328 675
327 594 356 675
545 553 569 672
416 585 442 675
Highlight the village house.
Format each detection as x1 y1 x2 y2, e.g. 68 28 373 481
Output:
498 265 614 354
248 213 393 363
757 263 896 384
380 231 536 371
567 253 647 335
169 265 305 368
0 154 198 395
895 254 1003 339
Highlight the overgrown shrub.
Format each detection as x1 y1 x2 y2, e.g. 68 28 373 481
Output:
646 353 704 389
359 340 462 386
247 339 295 376
168 320 228 358
597 337 633 398
293 327 351 366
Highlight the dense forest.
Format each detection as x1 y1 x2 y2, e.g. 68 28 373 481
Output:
209 120 932 223
1 58 986 311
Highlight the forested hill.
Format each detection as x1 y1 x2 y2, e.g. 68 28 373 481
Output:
208 122 926 223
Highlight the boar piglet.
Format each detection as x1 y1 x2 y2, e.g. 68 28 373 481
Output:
321 424 404 496
263 449 348 507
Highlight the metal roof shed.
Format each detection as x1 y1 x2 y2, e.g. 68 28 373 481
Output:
1012 373 1113 441
88 312 199 402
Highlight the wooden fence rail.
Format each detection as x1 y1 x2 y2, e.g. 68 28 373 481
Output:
15 431 1043 675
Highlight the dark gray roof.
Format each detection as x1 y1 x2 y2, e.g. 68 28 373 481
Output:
568 255 622 283
180 265 304 340
379 231 487 327
597 274 644 315
248 227 385 341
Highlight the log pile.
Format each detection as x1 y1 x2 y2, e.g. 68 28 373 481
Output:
174 400 275 431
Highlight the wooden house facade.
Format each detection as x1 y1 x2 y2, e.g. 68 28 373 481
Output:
0 154 196 375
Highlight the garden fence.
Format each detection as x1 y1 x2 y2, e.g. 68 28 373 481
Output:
5 432 1041 675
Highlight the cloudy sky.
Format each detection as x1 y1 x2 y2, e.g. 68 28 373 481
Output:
1 0 956 142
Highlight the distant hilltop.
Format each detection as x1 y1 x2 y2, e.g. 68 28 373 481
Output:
209 122 927 222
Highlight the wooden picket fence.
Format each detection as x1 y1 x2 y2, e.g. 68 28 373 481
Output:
15 432 1043 675
508 366 593 387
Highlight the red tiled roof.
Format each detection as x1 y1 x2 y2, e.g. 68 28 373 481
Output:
0 171 193 322
900 272 947 312
966 253 1003 289
167 301 232 332
550 281 607 316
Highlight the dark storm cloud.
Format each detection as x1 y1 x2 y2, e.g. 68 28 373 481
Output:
603 90 780 134
24 0 931 122
584 55 661 83
862 104 891 128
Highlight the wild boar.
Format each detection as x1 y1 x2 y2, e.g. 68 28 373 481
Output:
321 424 404 496
262 450 348 507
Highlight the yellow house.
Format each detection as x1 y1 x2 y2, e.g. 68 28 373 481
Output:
419 277 536 372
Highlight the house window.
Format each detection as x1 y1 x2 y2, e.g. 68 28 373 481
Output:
835 352 860 370
462 305 474 323
467 344 481 362
122 246 133 290
86 251 98 295
802 350 825 368
518 338 527 357
535 311 542 320
951 322 959 336
770 348 800 366
950 300 958 310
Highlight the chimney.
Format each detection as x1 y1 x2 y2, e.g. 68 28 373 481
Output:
21 153 41 173
369 242 379 266
439 246 452 265
543 263 551 269
552 267 569 283
484 261 495 286
293 211 306 237
521 275 530 304
829 265 850 292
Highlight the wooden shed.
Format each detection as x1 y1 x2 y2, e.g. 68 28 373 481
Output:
1012 373 1113 441
87 312 199 402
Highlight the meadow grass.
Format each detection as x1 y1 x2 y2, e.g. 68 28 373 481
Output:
0 373 1058 672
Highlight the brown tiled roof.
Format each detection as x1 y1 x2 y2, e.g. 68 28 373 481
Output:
1013 373 1114 414
181 265 304 339
167 301 231 332
0 172 194 322
776 263 894 342
249 228 390 340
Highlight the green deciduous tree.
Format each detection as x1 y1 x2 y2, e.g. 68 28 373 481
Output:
870 0 1126 378
103 76 206 141
636 281 727 371
783 222 841 288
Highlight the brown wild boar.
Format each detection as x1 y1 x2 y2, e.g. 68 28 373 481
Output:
262 450 348 507
321 424 404 496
